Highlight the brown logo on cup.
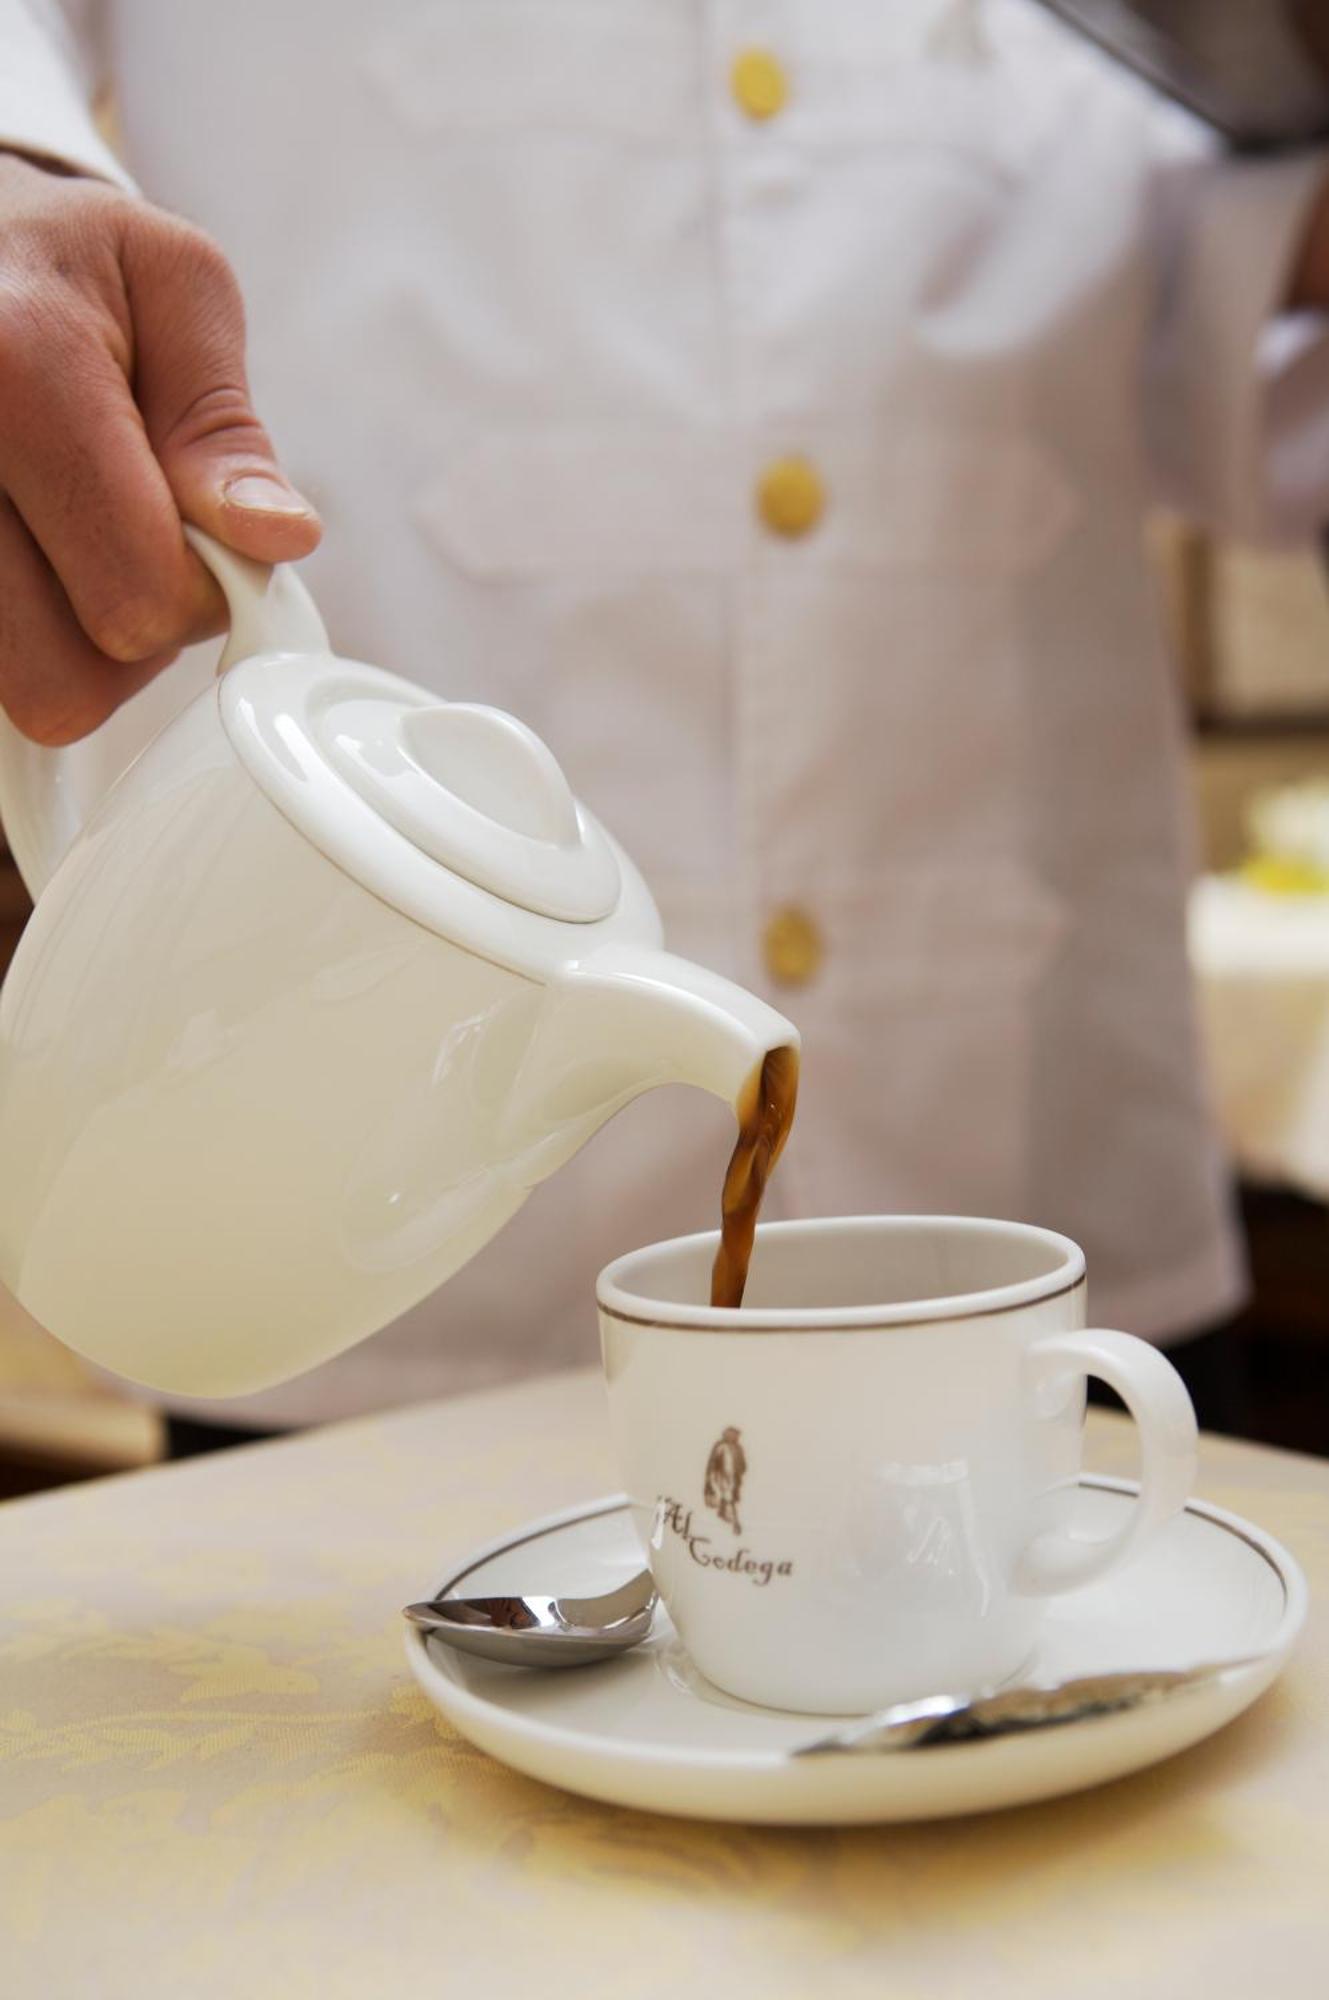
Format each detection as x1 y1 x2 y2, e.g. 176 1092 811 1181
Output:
656 1496 793 1586
703 1425 747 1535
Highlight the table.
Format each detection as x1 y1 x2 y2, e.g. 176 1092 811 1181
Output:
1190 873 1329 1199
2 1369 1327 2000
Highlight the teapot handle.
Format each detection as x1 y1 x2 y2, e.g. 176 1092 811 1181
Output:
184 527 329 674
0 529 328 901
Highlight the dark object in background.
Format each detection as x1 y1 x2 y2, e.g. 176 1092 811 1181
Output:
1037 0 1329 149
1087 1188 1329 1457
165 1418 286 1459
0 835 31 975
1088 1322 1251 1438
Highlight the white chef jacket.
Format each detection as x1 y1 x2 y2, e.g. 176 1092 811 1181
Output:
2 0 1329 1424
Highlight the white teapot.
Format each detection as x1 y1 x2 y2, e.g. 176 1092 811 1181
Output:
0 533 797 1397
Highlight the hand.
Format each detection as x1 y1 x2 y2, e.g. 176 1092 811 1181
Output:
0 153 320 745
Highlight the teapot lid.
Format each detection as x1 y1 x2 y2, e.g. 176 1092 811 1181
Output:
219 651 659 972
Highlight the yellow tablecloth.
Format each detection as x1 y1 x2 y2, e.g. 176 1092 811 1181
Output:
2 1370 1327 2000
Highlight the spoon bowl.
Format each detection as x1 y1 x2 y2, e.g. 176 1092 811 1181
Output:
403 1568 657 1667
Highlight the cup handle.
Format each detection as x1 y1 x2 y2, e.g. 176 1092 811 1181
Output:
1017 1328 1198 1596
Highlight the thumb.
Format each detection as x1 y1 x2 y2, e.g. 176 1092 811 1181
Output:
124 212 321 564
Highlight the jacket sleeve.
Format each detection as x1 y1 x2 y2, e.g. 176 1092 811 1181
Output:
1145 139 1329 545
0 0 133 188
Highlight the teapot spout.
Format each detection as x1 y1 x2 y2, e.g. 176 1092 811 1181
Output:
502 943 800 1186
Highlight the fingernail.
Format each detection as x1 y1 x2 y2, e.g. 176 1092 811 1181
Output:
222 473 315 517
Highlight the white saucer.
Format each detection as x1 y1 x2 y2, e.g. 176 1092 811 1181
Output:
404 1478 1306 1824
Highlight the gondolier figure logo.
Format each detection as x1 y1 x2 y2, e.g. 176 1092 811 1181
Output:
703 1426 747 1536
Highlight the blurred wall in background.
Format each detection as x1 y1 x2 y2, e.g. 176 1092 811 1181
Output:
1154 517 1329 867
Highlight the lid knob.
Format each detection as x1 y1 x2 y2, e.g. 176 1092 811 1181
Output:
401 706 579 846
306 681 621 923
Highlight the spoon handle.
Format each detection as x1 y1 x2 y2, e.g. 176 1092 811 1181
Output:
793 1657 1261 1755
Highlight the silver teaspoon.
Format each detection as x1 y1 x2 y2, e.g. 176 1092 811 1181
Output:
403 1569 657 1667
792 1657 1262 1755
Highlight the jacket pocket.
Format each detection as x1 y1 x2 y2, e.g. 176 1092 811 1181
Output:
365 0 701 145
417 425 1077 579
763 862 1070 1228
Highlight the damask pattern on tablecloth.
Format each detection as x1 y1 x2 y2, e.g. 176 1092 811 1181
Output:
1 1372 1326 2000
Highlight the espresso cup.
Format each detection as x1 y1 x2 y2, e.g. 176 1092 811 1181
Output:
597 1216 1198 1715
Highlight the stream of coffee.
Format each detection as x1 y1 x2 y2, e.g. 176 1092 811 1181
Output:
710 1043 800 1309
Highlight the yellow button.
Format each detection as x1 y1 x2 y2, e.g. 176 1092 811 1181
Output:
731 47 789 121
763 905 823 987
756 456 825 538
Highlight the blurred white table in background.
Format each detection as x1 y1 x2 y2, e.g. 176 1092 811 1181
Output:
1190 874 1329 1199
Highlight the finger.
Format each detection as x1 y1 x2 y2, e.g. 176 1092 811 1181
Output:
0 308 227 663
125 219 321 563
0 494 176 745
